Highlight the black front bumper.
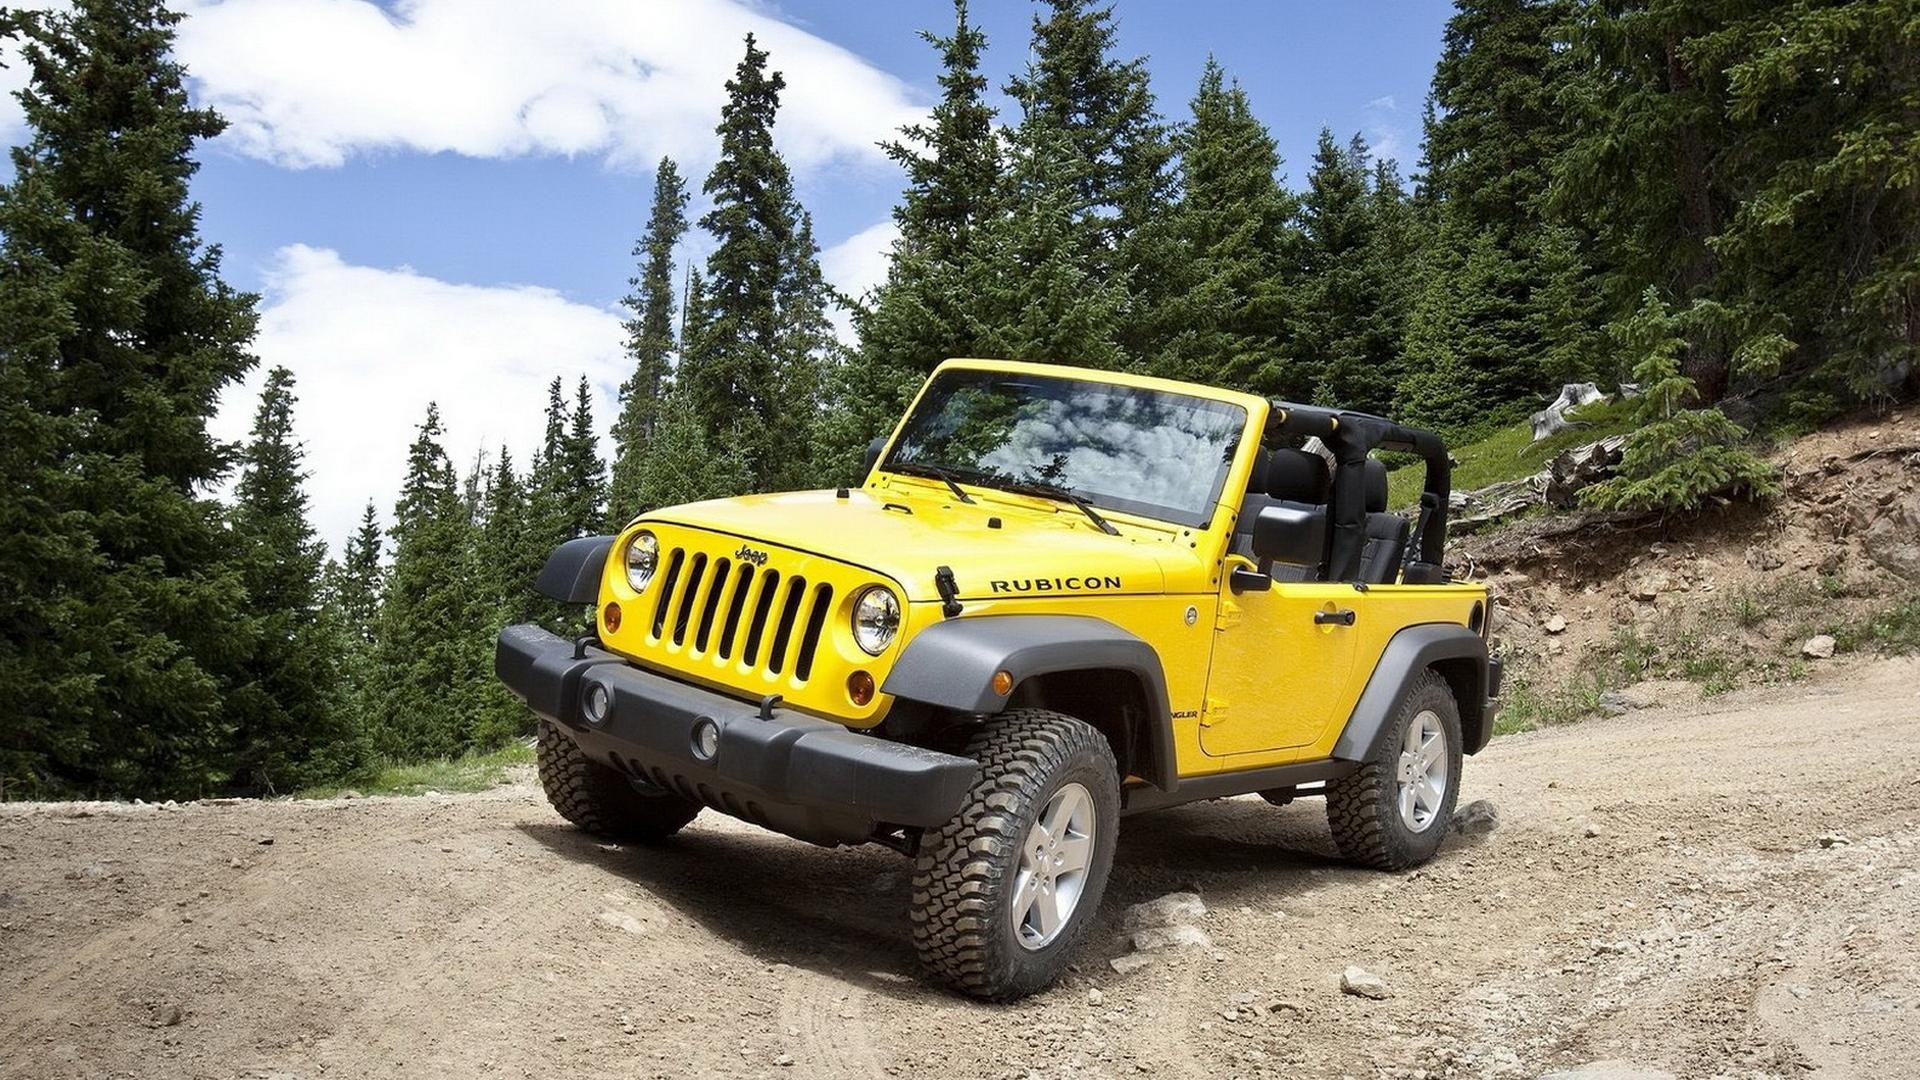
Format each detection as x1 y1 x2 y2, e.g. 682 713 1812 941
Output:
495 624 978 845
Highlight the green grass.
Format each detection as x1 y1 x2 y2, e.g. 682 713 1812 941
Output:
1387 398 1638 509
296 741 535 799
1833 590 1920 655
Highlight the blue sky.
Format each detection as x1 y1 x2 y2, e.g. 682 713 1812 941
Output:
1 0 1454 551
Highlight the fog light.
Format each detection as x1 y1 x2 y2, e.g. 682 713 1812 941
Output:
847 670 875 706
690 718 719 761
991 669 1014 696
603 601 622 632
583 682 611 725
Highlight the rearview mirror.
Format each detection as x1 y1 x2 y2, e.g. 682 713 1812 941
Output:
861 436 886 479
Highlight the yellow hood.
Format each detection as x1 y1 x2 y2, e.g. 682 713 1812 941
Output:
644 486 1184 603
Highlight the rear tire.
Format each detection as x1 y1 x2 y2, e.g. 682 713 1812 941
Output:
1326 670 1462 870
536 722 702 842
910 708 1120 1001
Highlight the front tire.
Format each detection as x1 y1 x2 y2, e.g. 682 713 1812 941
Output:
536 722 702 842
910 709 1120 1001
1326 670 1463 870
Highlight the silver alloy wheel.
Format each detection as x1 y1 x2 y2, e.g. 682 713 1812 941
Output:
1011 781 1097 951
1396 709 1449 832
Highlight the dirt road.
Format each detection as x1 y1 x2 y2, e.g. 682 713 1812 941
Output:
4 658 1918 1080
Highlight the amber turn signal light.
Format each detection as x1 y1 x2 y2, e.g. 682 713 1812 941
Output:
602 602 622 632
991 669 1013 696
847 670 875 706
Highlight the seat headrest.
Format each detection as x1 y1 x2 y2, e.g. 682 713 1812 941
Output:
1266 448 1330 503
1363 458 1388 514
1245 446 1271 494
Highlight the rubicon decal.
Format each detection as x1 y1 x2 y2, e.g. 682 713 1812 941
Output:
989 575 1123 594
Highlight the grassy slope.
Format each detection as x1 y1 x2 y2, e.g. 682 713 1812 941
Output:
297 741 535 799
1386 398 1638 509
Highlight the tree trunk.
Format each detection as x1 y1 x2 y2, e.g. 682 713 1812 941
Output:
1665 33 1728 402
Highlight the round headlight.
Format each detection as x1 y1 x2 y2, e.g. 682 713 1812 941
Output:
852 586 901 656
625 531 659 592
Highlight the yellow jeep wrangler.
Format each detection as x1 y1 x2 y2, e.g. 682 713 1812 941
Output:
496 359 1500 999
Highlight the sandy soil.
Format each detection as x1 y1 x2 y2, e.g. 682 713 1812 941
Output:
4 656 1918 1080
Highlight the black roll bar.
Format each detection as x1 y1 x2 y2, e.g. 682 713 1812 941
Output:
1267 402 1451 580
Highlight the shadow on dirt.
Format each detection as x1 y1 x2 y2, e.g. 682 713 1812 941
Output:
519 794 1424 998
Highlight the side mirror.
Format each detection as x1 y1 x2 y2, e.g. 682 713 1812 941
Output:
861 436 887 479
1252 503 1328 570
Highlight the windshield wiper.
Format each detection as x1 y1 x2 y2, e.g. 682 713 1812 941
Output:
997 479 1121 536
885 461 976 504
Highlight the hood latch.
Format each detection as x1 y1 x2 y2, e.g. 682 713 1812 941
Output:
935 566 963 619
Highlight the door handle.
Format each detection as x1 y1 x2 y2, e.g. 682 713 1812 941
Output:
1314 609 1356 626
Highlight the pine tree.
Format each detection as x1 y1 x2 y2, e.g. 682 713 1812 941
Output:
608 157 690 526
329 503 384 646
1293 130 1404 412
968 120 1129 368
226 367 354 792
1693 0 1920 403
1581 290 1777 512
561 375 606 536
319 500 382 753
1554 0 1738 401
1005 0 1171 263
680 34 836 494
0 0 257 798
1151 58 1299 391
1416 0 1602 419
369 405 482 760
469 447 538 746
821 0 1004 482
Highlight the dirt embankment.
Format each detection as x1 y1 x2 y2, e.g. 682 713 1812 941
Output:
1461 411 1920 704
4 655 1919 1079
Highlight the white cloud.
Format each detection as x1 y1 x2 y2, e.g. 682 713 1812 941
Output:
173 0 924 172
819 217 896 343
213 245 628 554
1363 94 1410 167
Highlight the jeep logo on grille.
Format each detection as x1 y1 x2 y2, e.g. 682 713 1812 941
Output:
735 544 770 566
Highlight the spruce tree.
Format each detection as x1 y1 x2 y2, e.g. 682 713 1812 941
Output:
1005 0 1171 262
226 367 354 792
320 500 382 750
561 375 607 536
608 157 690 526
967 120 1129 368
1151 58 1299 390
0 0 257 798
470 447 537 746
330 503 384 646
1293 130 1405 413
821 0 1003 481
370 405 482 760
680 34 835 494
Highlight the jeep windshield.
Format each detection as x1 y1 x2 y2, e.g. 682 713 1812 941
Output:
883 369 1247 528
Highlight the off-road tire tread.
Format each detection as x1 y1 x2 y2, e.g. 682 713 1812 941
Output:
1326 670 1460 870
910 708 1117 1000
537 722 701 842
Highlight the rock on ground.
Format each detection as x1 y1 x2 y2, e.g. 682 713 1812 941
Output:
1122 891 1207 930
1803 634 1837 659
1451 799 1500 835
1340 965 1391 1000
1131 924 1212 952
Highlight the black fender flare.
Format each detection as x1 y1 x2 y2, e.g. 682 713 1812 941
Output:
880 615 1176 790
536 535 616 604
1333 622 1492 761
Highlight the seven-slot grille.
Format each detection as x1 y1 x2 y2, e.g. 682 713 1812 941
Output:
646 546 835 683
